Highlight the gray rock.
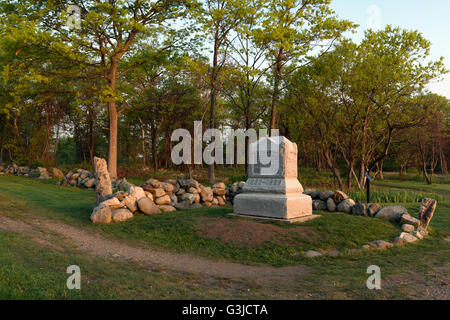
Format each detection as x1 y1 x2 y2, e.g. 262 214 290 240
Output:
319 190 334 201
400 214 420 227
137 197 161 215
334 191 348 204
401 224 415 232
337 199 356 213
146 178 161 188
375 206 408 223
174 200 191 211
52 168 64 179
417 226 429 237
85 178 96 189
418 198 438 229
352 203 367 216
129 186 146 201
304 250 323 258
158 205 177 213
123 195 138 213
182 192 196 204
371 240 393 249
93 157 113 204
327 197 336 212
37 167 51 179
411 230 423 240
312 200 327 211
178 179 199 189
190 203 203 209
367 203 381 217
399 232 418 243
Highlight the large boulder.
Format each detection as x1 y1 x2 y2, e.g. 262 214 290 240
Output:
334 191 348 204
182 193 197 204
90 205 112 224
123 195 138 213
146 178 161 188
401 224 415 232
319 190 334 201
367 203 381 217
398 232 418 243
155 195 171 205
37 167 51 179
137 197 161 215
158 205 177 213
174 200 191 211
85 178 96 189
352 203 367 216
200 186 214 202
418 198 437 229
160 182 174 194
337 199 355 213
100 197 124 210
111 208 133 222
129 186 146 201
400 213 420 227
52 168 64 179
312 200 327 211
326 197 336 212
178 179 199 189
375 206 408 223
93 157 113 204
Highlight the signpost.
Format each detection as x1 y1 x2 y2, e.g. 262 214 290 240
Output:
365 173 372 204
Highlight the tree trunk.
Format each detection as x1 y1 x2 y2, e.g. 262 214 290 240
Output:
0 116 6 163
208 37 219 184
324 148 344 190
269 50 283 132
107 61 119 179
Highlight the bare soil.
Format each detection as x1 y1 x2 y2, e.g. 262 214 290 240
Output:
0 215 310 284
196 217 320 247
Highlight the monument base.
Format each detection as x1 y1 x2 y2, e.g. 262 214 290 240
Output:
228 213 320 225
233 193 313 221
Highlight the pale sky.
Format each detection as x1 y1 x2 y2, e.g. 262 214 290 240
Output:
331 0 450 98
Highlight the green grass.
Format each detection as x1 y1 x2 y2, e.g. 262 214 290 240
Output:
0 231 257 299
0 174 448 267
0 173 449 299
349 189 444 204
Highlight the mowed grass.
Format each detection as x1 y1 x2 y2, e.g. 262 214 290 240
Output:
0 174 449 299
0 231 258 299
0 175 448 267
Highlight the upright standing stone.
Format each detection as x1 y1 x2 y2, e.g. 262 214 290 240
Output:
94 157 113 204
233 136 313 222
418 198 437 229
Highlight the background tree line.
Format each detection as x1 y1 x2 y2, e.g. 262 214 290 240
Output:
0 0 448 189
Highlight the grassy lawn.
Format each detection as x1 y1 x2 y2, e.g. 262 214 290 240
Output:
0 173 449 299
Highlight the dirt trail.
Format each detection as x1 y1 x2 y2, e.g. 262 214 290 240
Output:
0 215 310 282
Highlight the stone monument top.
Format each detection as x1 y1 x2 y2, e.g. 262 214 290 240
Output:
234 136 313 223
244 136 304 195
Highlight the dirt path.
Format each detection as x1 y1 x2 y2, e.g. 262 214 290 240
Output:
0 215 310 283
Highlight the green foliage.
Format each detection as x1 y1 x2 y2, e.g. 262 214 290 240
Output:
55 137 77 165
